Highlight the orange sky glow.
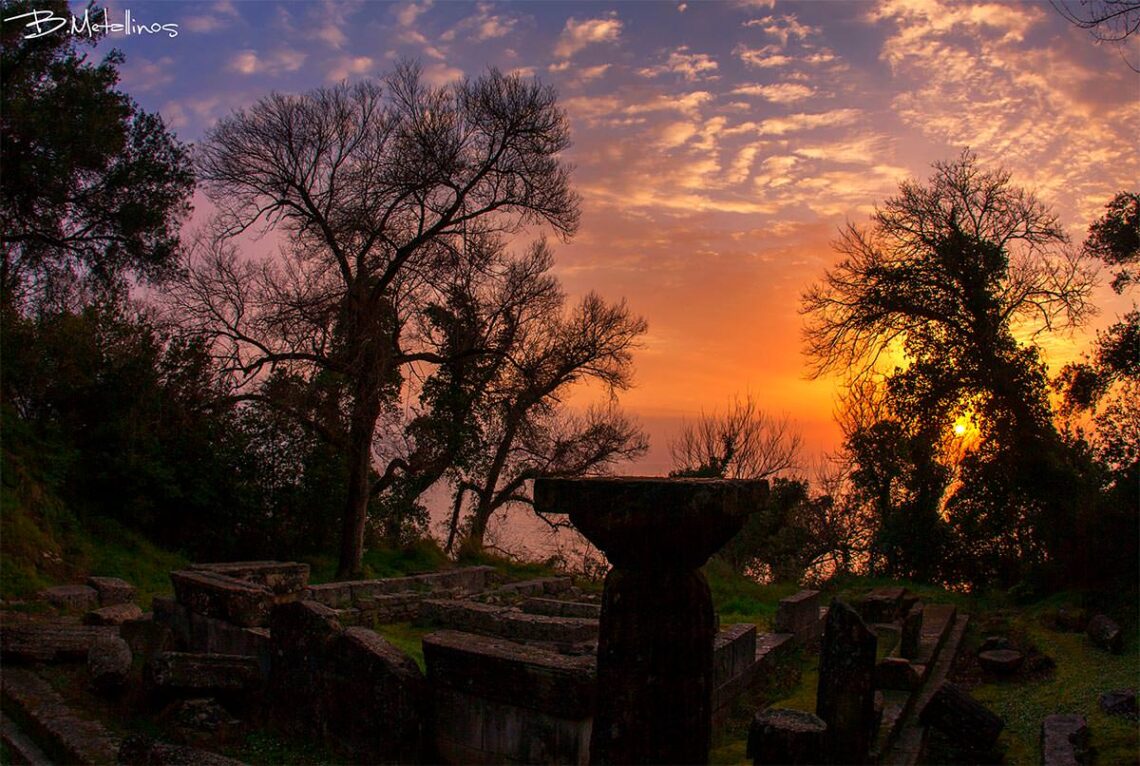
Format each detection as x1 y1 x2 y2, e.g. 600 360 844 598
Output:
89 0 1139 475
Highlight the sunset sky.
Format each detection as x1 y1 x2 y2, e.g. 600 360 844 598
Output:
75 0 1139 473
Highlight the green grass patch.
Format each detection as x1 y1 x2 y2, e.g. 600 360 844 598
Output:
373 621 432 672
969 620 1139 765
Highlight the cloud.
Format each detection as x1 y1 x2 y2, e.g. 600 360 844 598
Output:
395 1 433 28
317 23 348 48
228 49 307 76
326 56 374 82
442 3 519 42
554 13 623 59
735 44 793 68
120 56 175 93
726 109 862 137
743 14 820 45
638 46 719 81
732 82 816 103
677 3 687 11
624 91 714 117
181 1 239 33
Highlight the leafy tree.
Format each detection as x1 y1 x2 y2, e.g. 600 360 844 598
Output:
669 394 802 480
178 64 579 576
803 152 1097 586
1 0 193 313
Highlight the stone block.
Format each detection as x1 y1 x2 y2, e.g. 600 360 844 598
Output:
498 576 573 597
1099 688 1137 718
1087 614 1123 653
189 561 310 600
84 603 143 626
875 657 920 691
857 587 907 624
424 629 595 719
301 582 353 608
920 681 1003 753
715 623 758 686
775 590 822 646
2 667 119 764
1041 713 1087 766
88 636 132 693
816 599 877 764
978 649 1024 675
87 576 136 607
1 623 119 663
521 597 602 619
152 596 191 649
900 601 923 659
38 584 98 611
147 652 263 694
170 570 273 627
747 708 826 765
419 599 598 644
320 627 426 762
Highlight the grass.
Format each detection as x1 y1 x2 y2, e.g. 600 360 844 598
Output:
374 621 433 671
967 613 1139 765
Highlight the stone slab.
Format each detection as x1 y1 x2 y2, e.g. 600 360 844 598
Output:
86 577 136 607
420 599 598 644
189 561 309 600
37 585 98 611
84 603 143 626
775 590 823 647
423 629 596 719
1 623 120 663
521 597 602 620
497 577 573 597
147 652 264 694
1 667 119 764
170 570 273 627
1041 713 1087 766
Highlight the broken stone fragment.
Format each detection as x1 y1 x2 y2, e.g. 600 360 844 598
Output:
1086 614 1123 653
84 603 144 626
1040 713 1088 766
816 599 878 765
87 576 136 606
88 635 132 693
919 681 1003 753
978 648 1024 675
170 569 273 627
1099 688 1137 719
38 584 99 611
747 707 827 765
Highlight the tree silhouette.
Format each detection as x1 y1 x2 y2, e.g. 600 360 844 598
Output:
669 393 802 480
1052 1 1140 69
803 152 1098 586
1 0 193 313
178 64 578 576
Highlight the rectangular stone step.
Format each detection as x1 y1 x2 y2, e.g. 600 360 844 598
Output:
170 570 273 628
1 668 118 765
914 604 957 666
520 597 601 619
419 599 597 644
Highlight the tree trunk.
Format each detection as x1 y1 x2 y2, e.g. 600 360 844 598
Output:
337 395 381 578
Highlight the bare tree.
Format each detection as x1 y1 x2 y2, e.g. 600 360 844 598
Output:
1052 1 1140 68
444 289 649 553
669 393 802 480
175 63 579 576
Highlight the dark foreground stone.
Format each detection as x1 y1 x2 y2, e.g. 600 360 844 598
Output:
170 570 273 628
978 648 1024 675
147 652 263 695
88 636 132 693
38 584 99 611
87 577 136 607
2 623 120 663
1086 614 1123 653
875 657 920 691
2 667 119 764
118 734 247 765
1040 713 1087 766
816 599 877 764
900 600 923 660
1099 688 1137 719
85 603 144 626
747 708 826 765
919 681 1003 753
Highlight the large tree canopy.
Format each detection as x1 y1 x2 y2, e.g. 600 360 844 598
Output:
803 152 1099 586
179 63 581 575
1 0 193 312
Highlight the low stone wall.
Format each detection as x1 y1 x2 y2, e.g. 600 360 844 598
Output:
423 629 596 765
712 624 760 729
302 566 497 610
419 599 599 645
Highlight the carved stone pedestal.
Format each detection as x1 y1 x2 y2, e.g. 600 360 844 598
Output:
534 477 768 765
